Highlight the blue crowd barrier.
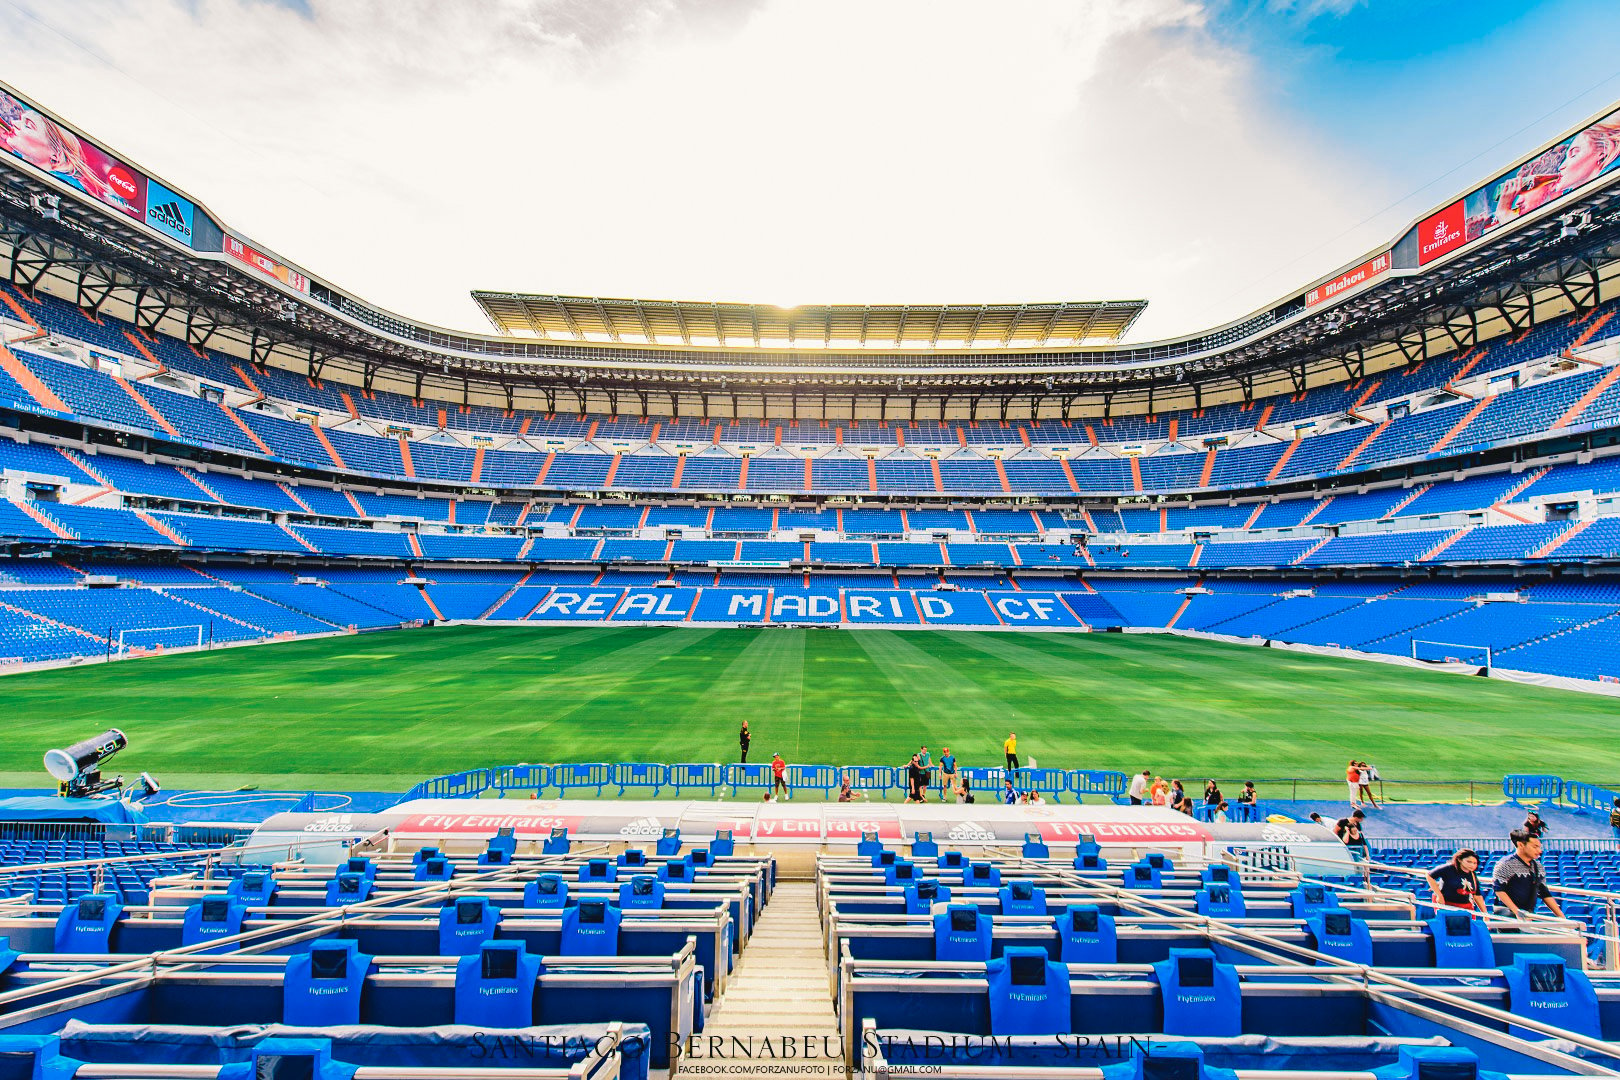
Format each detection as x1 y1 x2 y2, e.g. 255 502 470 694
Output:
1012 768 1069 801
1067 770 1129 799
553 763 613 796
486 764 549 797
1564 780 1619 816
846 766 902 795
401 769 490 801
786 765 840 796
615 763 668 796
669 764 727 795
1503 774 1563 805
727 764 775 790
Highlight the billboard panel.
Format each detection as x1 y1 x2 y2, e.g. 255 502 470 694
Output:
1464 106 1620 244
0 87 144 221
223 233 310 294
1416 201 1467 265
143 178 196 246
1306 250 1391 307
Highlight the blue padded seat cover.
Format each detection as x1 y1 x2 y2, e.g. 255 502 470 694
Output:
438 896 499 956
524 874 568 909
1427 910 1494 969
283 941 372 1027
560 900 622 956
619 875 665 910
52 894 122 953
933 904 992 962
998 880 1049 917
1059 905 1118 964
1305 909 1373 966
1152 948 1241 1036
454 942 544 1028
986 946 1071 1036
904 880 951 915
181 897 246 948
1501 953 1601 1039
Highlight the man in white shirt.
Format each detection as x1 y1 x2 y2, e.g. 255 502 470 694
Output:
1128 770 1151 805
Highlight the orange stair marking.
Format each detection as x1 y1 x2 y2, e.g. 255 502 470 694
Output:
671 454 686 489
867 457 877 492
111 375 181 437
994 458 1011 493
398 438 415 478
736 455 748 490
603 453 622 487
1254 403 1274 430
1059 458 1080 493
1267 438 1301 481
0 346 68 411
535 452 554 485
1128 457 1142 493
1553 365 1620 429
222 405 274 455
340 391 360 420
1429 395 1495 454
311 424 347 469
804 457 813 492
470 446 484 483
1338 419 1390 470
230 364 263 399
1198 447 1217 487
930 459 944 493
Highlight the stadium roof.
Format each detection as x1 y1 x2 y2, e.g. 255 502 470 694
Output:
470 293 1147 351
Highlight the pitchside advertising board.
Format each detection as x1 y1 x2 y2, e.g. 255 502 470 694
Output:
256 801 1334 850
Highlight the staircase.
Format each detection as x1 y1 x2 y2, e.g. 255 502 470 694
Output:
697 882 842 1078
480 570 533 618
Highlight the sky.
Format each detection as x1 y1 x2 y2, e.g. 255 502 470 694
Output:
0 0 1617 344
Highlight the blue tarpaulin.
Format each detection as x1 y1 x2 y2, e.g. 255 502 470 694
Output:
0 797 149 824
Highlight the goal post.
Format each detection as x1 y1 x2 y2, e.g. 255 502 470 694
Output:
116 625 205 657
1411 639 1492 670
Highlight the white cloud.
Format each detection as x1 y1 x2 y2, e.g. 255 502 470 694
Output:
0 0 1402 342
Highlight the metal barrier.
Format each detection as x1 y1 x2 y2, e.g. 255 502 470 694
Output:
1067 769 1129 799
401 768 490 801
785 765 839 797
726 764 774 791
1503 774 1564 804
668 764 726 796
614 762 668 796
1010 767 1068 801
1564 780 1620 817
485 764 549 797
844 766 901 796
550 763 611 796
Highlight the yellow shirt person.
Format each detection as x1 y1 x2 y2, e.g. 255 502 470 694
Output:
1003 733 1019 770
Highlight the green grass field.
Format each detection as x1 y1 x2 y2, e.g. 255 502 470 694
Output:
0 624 1609 796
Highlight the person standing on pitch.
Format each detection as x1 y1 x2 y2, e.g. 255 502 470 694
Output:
938 746 957 801
1128 769 1150 805
770 752 788 799
738 722 751 763
918 745 932 797
1004 732 1019 771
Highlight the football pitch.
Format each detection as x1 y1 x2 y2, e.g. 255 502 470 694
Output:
0 624 1610 795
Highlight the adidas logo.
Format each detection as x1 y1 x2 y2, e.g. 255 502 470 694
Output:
618 816 663 838
148 201 192 239
1260 823 1309 843
947 821 996 841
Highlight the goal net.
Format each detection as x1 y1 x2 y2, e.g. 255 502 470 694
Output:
1411 639 1492 670
116 625 204 657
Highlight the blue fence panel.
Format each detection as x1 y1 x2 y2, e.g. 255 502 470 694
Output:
669 764 727 795
1503 774 1563 804
786 765 839 795
959 766 1005 793
845 766 901 795
1564 781 1620 816
1067 770 1129 799
615 763 668 796
487 764 549 797
403 769 490 801
727 764 774 790
1011 768 1069 801
552 763 613 796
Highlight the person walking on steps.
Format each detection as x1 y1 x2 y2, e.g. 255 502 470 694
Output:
738 722 751 764
1004 732 1020 771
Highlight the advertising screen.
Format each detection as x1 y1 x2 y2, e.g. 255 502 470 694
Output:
1306 250 1391 307
1465 106 1620 245
0 87 144 221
